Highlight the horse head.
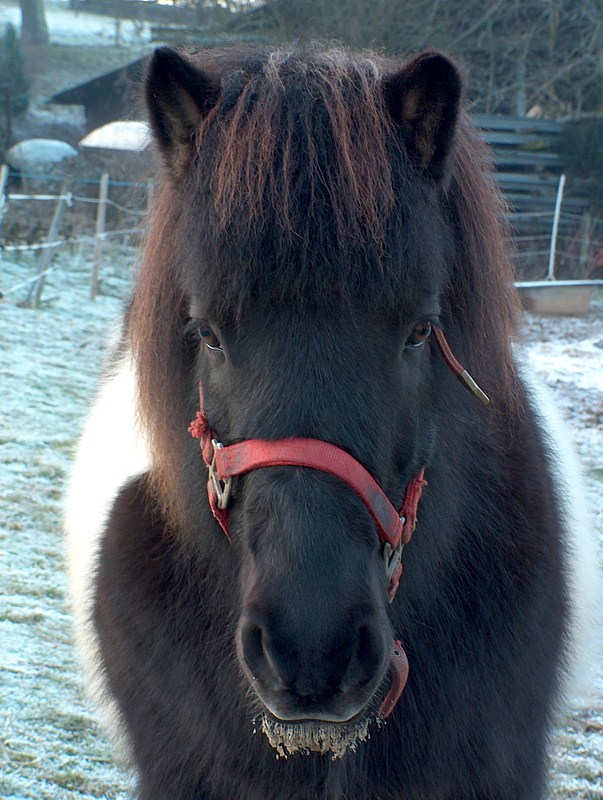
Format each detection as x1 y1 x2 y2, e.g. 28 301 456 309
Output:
133 45 495 755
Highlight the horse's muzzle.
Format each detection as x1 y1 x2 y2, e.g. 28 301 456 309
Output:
236 607 391 724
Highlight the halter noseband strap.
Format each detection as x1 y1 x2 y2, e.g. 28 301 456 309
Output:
189 404 426 602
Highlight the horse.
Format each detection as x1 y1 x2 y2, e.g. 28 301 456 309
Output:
65 44 590 800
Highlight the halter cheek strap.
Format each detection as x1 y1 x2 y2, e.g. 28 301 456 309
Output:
431 326 490 405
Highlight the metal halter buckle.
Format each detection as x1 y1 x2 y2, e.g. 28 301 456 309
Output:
383 536 404 584
383 531 405 603
207 440 233 510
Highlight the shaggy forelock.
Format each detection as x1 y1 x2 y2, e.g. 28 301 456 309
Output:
167 45 432 321
200 46 396 244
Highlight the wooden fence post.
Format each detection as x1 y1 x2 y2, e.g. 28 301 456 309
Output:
578 211 592 278
0 164 8 276
91 172 109 300
22 184 69 309
146 178 154 212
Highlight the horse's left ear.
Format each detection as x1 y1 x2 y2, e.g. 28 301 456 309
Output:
146 47 221 178
384 51 462 182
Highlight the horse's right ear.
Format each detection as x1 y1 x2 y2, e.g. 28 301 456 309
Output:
146 47 220 178
384 51 462 182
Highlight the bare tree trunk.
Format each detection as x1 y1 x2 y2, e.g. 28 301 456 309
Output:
20 0 49 46
515 57 527 116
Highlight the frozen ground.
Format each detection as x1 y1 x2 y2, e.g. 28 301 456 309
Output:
0 245 136 799
0 244 602 798
0 0 152 49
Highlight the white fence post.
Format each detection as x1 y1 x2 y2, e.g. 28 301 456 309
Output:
546 173 566 281
0 164 8 225
0 164 8 278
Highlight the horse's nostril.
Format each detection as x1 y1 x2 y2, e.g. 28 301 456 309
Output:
357 625 372 663
339 623 384 692
239 619 289 692
242 622 263 670
356 626 378 683
359 624 384 673
239 621 263 677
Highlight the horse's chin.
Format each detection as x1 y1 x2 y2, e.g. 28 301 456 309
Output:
256 712 378 760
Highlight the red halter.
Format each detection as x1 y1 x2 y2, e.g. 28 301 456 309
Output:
188 325 488 719
189 404 426 601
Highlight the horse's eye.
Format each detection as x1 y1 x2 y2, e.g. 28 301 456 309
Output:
199 325 223 353
405 320 433 350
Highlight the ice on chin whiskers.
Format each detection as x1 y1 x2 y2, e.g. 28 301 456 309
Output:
255 714 380 760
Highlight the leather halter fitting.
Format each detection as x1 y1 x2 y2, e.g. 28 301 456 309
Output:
188 326 488 719
189 410 427 602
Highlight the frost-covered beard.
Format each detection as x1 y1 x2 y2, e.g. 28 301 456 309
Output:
257 714 378 760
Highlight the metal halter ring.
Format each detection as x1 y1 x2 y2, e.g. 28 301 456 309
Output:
383 537 404 584
208 440 233 510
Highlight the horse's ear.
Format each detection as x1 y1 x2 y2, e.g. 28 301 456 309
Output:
384 51 462 181
146 47 220 177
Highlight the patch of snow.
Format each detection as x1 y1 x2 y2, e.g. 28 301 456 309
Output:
0 245 137 799
79 121 150 152
6 139 79 170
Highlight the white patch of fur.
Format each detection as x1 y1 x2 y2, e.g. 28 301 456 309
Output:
65 347 150 757
517 354 603 706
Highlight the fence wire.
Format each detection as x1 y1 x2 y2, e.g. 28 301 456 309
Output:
2 169 603 301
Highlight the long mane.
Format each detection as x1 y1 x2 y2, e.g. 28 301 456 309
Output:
129 46 519 530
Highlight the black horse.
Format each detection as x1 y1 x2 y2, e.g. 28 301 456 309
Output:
67 45 572 799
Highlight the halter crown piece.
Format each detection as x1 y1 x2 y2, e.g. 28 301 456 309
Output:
189 326 489 720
